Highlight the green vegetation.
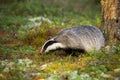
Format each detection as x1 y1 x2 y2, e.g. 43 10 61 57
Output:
0 0 120 80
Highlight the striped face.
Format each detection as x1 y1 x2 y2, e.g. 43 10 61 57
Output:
39 39 65 54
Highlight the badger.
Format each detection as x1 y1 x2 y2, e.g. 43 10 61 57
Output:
38 25 105 54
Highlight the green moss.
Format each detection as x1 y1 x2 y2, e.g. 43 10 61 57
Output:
0 0 120 79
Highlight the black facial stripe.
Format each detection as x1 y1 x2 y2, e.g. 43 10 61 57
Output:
43 40 57 52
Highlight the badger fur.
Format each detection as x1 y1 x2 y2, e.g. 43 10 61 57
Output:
39 25 105 53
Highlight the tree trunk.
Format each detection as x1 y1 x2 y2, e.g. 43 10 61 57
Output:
101 0 120 45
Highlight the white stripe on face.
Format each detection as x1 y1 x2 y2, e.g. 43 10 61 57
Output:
40 39 55 53
45 43 65 52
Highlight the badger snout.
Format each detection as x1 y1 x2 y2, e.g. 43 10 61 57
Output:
38 48 43 54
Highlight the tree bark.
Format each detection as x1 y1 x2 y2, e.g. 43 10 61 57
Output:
101 0 120 45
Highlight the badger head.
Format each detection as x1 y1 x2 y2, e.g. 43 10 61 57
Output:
38 39 65 54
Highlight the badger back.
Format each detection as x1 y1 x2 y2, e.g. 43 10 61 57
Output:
54 25 105 52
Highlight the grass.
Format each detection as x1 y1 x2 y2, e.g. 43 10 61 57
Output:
0 50 120 79
0 0 120 80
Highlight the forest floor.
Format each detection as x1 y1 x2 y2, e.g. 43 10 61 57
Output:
0 26 120 80
0 1 120 80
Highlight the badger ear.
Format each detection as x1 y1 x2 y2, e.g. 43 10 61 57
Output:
40 40 57 53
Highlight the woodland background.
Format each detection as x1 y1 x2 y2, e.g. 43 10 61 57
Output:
0 0 120 80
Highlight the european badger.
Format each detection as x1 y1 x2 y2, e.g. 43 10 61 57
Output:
39 25 105 54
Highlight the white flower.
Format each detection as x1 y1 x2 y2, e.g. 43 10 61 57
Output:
3 67 9 73
28 16 52 24
80 73 91 80
101 72 113 78
24 58 33 67
18 59 24 65
1 60 8 66
31 72 41 76
114 68 120 72
40 64 47 70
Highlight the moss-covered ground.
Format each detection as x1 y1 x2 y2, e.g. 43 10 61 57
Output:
0 0 120 80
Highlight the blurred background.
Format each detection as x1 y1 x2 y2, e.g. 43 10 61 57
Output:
0 0 101 47
0 0 120 80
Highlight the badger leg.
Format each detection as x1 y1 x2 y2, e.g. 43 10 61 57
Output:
64 48 85 56
64 49 73 54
